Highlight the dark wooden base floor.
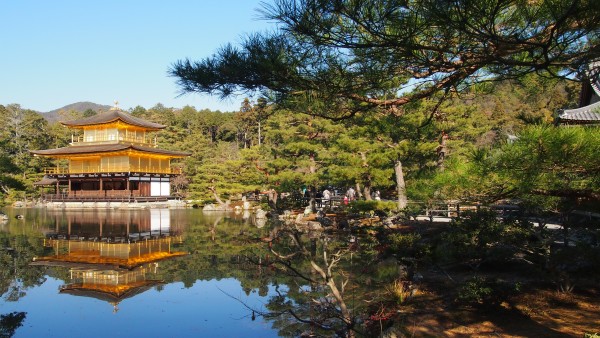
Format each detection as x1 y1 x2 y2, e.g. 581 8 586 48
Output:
41 194 173 203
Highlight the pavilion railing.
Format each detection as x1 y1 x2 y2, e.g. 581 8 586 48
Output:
44 166 182 175
70 135 157 148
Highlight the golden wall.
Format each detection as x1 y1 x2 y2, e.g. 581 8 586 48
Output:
68 155 171 174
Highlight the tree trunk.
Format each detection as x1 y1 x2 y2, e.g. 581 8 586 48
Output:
308 260 354 337
267 189 278 211
309 190 317 213
208 186 226 205
258 120 261 146
271 231 355 337
363 174 372 200
308 154 318 212
358 152 369 200
309 153 316 175
363 185 372 200
437 131 448 170
355 182 363 200
394 159 408 210
326 278 354 337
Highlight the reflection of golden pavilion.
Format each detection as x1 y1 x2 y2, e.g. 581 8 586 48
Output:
32 209 186 311
44 209 179 242
36 236 185 269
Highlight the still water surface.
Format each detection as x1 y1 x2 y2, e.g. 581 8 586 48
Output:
0 208 281 337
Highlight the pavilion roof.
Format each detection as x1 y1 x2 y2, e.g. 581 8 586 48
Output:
33 176 58 186
33 251 187 269
61 109 166 130
558 101 600 124
60 281 163 302
30 143 191 157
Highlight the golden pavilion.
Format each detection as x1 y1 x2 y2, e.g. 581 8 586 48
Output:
31 106 190 202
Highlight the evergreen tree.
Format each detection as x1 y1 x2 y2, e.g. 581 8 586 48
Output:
263 110 342 196
171 0 599 118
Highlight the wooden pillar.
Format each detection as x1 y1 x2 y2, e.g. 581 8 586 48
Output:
100 177 106 197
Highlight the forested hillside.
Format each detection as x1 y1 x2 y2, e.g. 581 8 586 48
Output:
1 74 595 214
43 102 112 122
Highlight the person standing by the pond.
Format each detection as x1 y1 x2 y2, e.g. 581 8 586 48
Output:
322 188 331 206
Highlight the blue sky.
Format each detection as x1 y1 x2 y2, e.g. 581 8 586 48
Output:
0 1 273 112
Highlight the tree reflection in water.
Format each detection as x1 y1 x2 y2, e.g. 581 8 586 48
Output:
0 312 27 338
0 231 46 303
245 227 368 338
0 209 384 337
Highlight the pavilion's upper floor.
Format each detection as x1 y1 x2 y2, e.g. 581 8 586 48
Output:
62 108 166 148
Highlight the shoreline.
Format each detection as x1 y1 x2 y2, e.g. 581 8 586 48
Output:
12 200 188 209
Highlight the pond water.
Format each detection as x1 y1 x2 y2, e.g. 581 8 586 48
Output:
0 208 286 338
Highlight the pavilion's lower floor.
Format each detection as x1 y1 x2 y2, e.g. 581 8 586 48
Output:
36 173 177 202
41 194 173 203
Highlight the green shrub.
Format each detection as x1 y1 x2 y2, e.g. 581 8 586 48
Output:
457 276 522 305
374 258 402 281
440 209 530 268
403 203 425 219
457 276 493 304
388 233 421 256
349 200 398 214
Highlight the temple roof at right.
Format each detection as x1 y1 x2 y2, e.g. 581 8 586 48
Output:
558 101 600 124
558 61 600 125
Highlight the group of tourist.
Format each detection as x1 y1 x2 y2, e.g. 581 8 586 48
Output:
302 186 382 207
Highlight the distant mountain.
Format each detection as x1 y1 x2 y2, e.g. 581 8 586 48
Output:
43 102 112 122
